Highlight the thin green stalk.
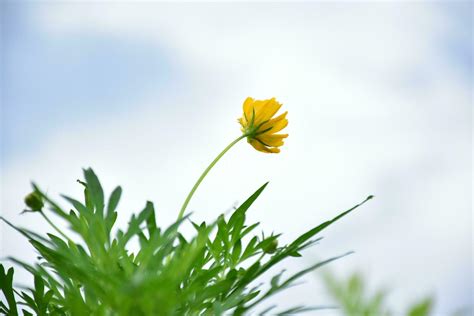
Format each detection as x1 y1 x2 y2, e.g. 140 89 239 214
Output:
178 135 246 220
39 211 73 243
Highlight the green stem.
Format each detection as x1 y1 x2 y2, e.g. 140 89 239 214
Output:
40 211 73 243
178 135 246 220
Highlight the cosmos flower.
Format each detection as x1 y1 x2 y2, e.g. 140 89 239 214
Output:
239 97 288 153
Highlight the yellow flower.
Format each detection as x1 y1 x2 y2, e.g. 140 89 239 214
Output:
238 97 288 153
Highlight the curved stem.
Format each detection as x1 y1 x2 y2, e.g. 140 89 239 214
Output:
178 135 246 220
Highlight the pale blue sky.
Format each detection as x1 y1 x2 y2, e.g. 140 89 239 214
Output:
2 2 472 166
2 2 181 163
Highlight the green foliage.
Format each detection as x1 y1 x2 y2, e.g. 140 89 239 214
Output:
407 299 433 316
1 168 370 315
323 272 434 316
0 265 18 315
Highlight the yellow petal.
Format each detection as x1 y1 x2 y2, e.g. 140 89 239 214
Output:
257 133 288 147
254 98 281 125
249 139 280 153
259 111 288 134
240 97 288 153
243 97 254 123
250 99 267 123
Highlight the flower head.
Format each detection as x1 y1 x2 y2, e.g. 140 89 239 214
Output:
238 97 288 153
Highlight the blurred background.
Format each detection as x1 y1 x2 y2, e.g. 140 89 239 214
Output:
1 2 472 315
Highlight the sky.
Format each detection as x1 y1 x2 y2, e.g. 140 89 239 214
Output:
1 2 472 315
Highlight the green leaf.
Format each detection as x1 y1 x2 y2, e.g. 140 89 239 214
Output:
231 213 245 244
280 253 353 289
32 184 70 221
83 168 105 217
106 186 122 216
270 270 286 288
241 236 259 261
34 274 45 301
144 201 157 237
3 168 373 315
259 305 277 315
106 186 122 232
0 265 18 316
216 214 229 253
1 216 51 245
238 261 261 287
275 305 324 315
62 195 91 216
407 298 433 316
232 239 242 265
289 196 373 250
229 182 269 228
240 223 260 239
119 202 155 247
244 253 352 313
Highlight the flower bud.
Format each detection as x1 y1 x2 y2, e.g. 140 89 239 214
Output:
262 238 278 254
24 192 44 211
